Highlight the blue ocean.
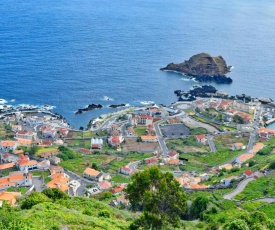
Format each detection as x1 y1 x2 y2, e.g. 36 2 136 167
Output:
1 0 275 128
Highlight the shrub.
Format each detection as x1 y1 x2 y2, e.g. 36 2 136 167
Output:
98 210 111 218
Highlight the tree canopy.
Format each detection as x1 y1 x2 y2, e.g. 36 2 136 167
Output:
125 166 187 229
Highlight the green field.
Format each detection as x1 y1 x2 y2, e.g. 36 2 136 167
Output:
133 127 147 136
59 152 153 175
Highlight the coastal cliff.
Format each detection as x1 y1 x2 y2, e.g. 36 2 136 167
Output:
161 53 233 84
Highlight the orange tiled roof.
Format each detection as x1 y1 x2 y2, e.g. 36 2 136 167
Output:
17 139 32 146
0 162 15 170
13 149 24 155
84 168 100 177
18 160 37 167
237 153 254 163
1 141 16 147
250 143 264 154
140 135 157 140
235 142 244 147
47 173 69 192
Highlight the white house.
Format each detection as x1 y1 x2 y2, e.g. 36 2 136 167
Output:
41 125 56 138
16 131 37 140
223 176 237 187
120 166 134 175
0 141 17 152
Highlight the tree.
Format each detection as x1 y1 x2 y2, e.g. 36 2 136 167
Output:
190 194 210 219
92 162 98 170
21 192 50 209
225 219 249 230
42 188 69 201
233 115 245 124
125 166 187 230
251 211 268 225
269 160 275 170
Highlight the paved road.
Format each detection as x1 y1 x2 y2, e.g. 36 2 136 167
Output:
154 120 169 155
64 169 95 196
128 160 141 172
255 198 275 203
207 135 217 153
223 177 254 200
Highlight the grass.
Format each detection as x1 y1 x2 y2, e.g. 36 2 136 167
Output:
166 137 210 153
7 187 28 194
134 127 147 136
240 201 268 212
59 152 153 175
35 146 58 156
179 149 242 167
189 127 209 135
111 175 131 183
259 203 275 219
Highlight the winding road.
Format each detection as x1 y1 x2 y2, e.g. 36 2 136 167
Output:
223 177 254 200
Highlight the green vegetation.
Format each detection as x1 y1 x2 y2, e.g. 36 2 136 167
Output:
166 137 210 153
179 149 242 168
189 127 209 135
214 133 249 150
59 147 153 175
235 176 275 201
111 175 131 183
125 166 187 230
233 114 245 124
133 127 147 136
0 189 133 230
35 146 59 156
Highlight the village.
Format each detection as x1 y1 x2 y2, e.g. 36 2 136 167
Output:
0 96 275 209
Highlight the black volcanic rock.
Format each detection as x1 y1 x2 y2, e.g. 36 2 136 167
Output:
161 53 233 84
109 104 126 108
75 104 103 115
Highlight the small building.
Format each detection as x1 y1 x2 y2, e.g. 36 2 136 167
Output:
117 194 130 206
111 184 125 195
91 138 103 149
231 143 245 151
0 169 33 190
50 165 64 175
16 138 32 147
98 181 112 191
140 135 157 143
59 128 68 137
0 192 21 206
244 170 254 178
16 131 37 140
17 159 38 171
0 162 15 171
41 125 56 138
120 166 134 175
46 173 69 192
131 115 153 126
195 135 207 145
223 176 237 187
83 168 103 182
126 126 135 136
168 151 179 159
0 141 17 152
145 157 158 165
235 153 254 164
40 150 60 159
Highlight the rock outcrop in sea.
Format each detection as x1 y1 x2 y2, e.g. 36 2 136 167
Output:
75 104 103 115
108 104 126 108
161 53 233 84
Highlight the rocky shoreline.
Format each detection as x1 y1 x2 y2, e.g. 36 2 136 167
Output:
108 104 126 108
75 104 103 115
161 53 233 84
